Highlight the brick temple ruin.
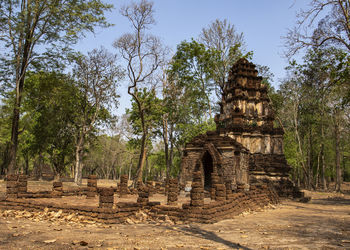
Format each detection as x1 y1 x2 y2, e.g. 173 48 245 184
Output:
180 58 301 197
0 59 304 225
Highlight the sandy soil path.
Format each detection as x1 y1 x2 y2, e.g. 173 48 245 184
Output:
0 191 349 250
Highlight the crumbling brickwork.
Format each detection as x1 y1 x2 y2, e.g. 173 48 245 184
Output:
167 178 178 205
180 59 297 197
137 186 149 206
52 181 63 197
86 175 97 198
99 187 114 208
119 175 129 197
17 175 28 195
190 171 204 207
6 174 18 199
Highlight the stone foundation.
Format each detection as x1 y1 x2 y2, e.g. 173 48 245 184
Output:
0 177 281 224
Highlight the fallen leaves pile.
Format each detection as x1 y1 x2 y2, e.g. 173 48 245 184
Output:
0 208 101 226
0 208 177 226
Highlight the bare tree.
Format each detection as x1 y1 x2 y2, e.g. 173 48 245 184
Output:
114 0 166 183
199 19 246 97
72 47 123 185
284 0 350 57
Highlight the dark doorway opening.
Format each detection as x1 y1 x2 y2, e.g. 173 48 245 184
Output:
202 151 213 190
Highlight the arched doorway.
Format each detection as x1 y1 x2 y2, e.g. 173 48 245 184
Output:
202 151 213 190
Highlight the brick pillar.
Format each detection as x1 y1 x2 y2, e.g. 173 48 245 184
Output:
6 174 18 199
155 182 162 193
210 172 219 200
190 171 204 207
17 174 28 196
52 181 63 197
99 187 114 208
135 180 143 191
215 183 226 201
146 181 154 196
167 178 178 205
137 186 149 206
237 183 245 192
87 175 97 198
231 182 237 193
164 178 169 195
225 180 233 200
119 175 129 197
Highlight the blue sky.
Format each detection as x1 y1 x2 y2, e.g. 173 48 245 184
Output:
75 0 310 113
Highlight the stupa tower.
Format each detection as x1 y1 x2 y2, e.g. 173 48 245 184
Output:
180 58 298 198
215 58 284 155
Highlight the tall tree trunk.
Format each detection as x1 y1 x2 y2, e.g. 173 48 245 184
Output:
128 162 132 180
136 131 148 183
307 125 313 190
321 126 327 190
316 150 321 189
24 154 29 175
334 110 341 192
297 166 301 187
38 153 44 180
162 115 170 180
293 100 308 185
8 25 33 173
169 126 174 177
7 106 21 174
74 146 82 185
74 136 84 185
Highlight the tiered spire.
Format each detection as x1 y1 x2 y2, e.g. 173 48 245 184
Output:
215 58 276 133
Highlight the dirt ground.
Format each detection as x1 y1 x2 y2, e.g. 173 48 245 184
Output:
0 180 349 249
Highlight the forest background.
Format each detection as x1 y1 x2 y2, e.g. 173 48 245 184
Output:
0 0 349 191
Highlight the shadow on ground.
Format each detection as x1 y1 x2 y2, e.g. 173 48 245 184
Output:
268 201 350 248
163 224 252 250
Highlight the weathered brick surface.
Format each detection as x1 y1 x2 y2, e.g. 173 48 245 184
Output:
52 181 63 197
167 179 178 205
137 186 149 206
99 187 115 208
119 175 129 197
178 59 302 198
6 175 18 198
190 171 204 207
86 175 98 198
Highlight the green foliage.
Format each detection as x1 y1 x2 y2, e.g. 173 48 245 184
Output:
0 99 13 173
168 39 218 121
0 0 114 87
283 130 299 169
176 119 216 147
84 134 130 179
23 71 79 174
279 46 350 188
0 0 114 173
147 150 166 180
126 88 163 149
